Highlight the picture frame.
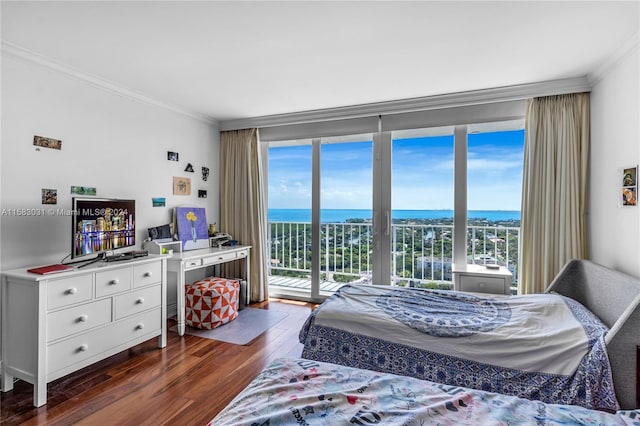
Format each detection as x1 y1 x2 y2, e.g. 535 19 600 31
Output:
42 188 57 204
622 165 637 206
34 135 62 150
71 186 97 196
173 176 191 196
175 207 209 251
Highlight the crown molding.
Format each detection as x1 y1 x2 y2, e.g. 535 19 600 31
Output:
220 76 591 131
1 39 599 132
588 32 639 86
1 40 219 126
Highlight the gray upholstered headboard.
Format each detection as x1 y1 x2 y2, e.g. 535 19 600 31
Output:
546 259 640 409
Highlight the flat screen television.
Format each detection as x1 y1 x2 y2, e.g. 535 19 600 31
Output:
71 197 136 259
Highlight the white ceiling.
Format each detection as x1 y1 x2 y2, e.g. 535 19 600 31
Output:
2 1 639 125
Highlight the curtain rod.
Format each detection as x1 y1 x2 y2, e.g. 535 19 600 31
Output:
220 77 591 131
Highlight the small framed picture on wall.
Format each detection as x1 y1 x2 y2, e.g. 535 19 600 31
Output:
621 165 637 206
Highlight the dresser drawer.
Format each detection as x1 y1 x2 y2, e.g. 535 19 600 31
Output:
47 275 93 309
202 251 237 265
47 308 162 375
458 275 507 294
236 249 248 259
96 267 132 297
47 298 112 342
133 261 162 288
114 284 162 320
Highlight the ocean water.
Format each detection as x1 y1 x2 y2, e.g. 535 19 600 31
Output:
268 209 520 223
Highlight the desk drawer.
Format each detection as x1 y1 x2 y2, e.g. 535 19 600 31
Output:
184 259 203 269
202 251 237 265
459 275 507 294
47 275 93 309
47 298 112 342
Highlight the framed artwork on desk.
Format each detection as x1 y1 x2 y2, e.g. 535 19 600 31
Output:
175 207 209 251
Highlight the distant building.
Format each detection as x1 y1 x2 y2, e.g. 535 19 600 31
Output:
415 257 453 281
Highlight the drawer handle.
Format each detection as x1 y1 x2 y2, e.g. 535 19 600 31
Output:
109 279 119 285
77 315 88 323
218 256 224 260
135 323 145 331
66 287 78 295
78 344 88 352
144 271 152 277
136 297 145 305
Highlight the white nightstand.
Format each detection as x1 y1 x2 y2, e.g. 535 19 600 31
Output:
452 263 513 295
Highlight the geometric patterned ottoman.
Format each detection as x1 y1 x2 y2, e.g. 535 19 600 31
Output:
185 277 240 329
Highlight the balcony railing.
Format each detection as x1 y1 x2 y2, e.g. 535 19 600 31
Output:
269 221 519 292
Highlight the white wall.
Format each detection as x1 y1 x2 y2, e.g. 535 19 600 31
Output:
589 43 640 278
0 54 220 270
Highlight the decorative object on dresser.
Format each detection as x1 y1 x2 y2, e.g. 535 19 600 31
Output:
26 263 74 275
1 255 168 407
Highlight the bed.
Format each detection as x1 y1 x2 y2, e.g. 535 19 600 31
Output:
299 259 640 411
210 357 640 425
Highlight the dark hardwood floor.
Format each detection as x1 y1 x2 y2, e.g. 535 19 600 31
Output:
1 298 318 425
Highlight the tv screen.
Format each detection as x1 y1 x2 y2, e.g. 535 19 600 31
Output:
72 198 136 259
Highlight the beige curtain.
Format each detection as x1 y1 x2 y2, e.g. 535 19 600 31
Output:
219 128 269 302
519 93 590 294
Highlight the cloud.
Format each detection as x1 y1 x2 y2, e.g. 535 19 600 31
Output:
267 131 524 211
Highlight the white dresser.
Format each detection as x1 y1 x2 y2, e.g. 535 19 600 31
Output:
452 263 513 295
1 255 167 407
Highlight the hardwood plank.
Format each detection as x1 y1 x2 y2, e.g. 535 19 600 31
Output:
0 299 317 426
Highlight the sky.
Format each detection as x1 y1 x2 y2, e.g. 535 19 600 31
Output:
268 129 524 211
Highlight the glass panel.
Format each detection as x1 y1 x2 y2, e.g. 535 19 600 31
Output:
267 140 313 297
319 134 373 296
391 127 455 289
467 120 524 290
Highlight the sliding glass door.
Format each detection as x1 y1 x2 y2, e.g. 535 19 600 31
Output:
267 134 373 300
267 140 314 298
389 127 455 288
319 135 373 296
466 121 524 288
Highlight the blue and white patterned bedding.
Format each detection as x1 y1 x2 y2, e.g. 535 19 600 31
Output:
210 357 639 425
299 285 619 411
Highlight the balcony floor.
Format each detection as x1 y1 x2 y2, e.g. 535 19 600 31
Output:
268 275 346 293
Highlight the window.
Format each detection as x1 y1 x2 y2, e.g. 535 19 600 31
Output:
261 101 525 301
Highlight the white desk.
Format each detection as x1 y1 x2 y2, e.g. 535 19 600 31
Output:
167 245 250 336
